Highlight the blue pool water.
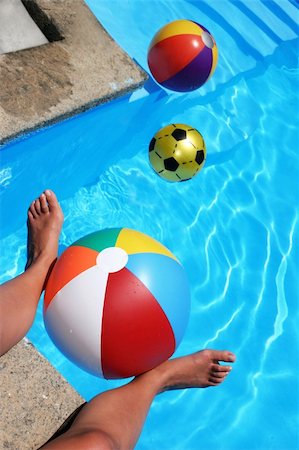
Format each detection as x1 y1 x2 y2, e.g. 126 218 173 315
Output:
1 1 299 449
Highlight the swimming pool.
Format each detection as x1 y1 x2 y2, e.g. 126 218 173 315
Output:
1 0 298 449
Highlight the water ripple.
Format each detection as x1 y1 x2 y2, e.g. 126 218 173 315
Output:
265 213 296 351
203 305 243 347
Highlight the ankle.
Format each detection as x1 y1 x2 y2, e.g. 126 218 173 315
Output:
26 251 57 275
136 359 174 394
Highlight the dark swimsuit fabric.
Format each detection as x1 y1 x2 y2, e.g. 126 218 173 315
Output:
38 402 87 448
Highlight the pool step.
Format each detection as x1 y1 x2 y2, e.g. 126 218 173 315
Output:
187 0 297 80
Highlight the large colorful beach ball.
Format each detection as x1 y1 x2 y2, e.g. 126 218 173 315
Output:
44 228 190 379
147 19 218 92
149 123 206 182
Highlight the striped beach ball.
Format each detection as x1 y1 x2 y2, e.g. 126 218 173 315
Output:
147 19 218 92
44 228 190 379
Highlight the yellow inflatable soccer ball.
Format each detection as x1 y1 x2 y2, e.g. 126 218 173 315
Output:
149 124 206 182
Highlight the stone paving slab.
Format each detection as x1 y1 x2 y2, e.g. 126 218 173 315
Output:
0 339 84 449
0 0 148 144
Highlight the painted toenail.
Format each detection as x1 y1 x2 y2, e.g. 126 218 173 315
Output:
45 190 52 196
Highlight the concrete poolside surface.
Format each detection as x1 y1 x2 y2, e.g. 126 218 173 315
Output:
0 340 84 449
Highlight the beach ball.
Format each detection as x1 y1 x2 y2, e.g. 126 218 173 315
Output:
149 123 206 182
147 19 218 92
44 228 190 379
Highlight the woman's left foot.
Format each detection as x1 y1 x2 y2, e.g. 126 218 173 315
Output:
25 190 64 271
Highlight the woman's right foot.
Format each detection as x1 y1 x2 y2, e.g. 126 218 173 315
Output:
149 349 236 393
25 190 64 271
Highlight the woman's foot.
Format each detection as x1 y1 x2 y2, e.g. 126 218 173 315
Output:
149 349 236 393
25 190 64 271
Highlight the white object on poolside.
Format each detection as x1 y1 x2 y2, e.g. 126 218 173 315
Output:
0 0 48 55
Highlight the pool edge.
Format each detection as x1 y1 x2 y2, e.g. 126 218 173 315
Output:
0 0 148 146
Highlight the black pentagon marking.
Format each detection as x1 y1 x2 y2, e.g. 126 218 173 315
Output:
164 157 179 171
149 137 156 152
172 128 187 141
195 150 205 165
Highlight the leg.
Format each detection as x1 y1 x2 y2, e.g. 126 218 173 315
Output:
0 190 63 356
41 349 236 450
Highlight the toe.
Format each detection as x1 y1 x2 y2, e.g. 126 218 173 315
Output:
210 350 236 363
209 376 225 385
45 189 59 210
29 201 38 219
28 210 34 221
211 363 232 374
40 193 49 213
35 199 41 215
210 370 228 380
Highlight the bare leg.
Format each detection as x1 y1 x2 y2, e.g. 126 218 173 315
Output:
0 190 63 356
42 349 236 450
